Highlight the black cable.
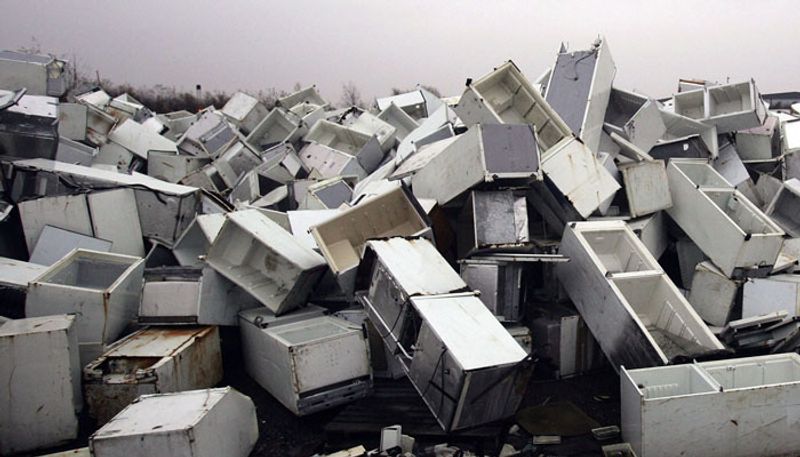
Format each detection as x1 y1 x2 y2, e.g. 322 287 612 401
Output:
421 345 448 402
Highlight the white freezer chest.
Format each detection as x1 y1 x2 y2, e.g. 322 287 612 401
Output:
618 160 672 218
742 274 800 319
26 249 145 365
304 119 384 173
171 213 226 267
666 159 784 278
90 387 258 457
18 189 145 257
622 354 800 457
0 315 81 455
765 178 800 238
106 118 178 160
278 85 328 110
688 261 740 326
557 221 724 371
603 87 666 153
9 159 201 246
246 107 306 152
671 80 767 133
239 309 372 415
139 266 259 326
545 37 616 154
377 102 419 142
453 61 618 219
206 209 326 315
411 124 542 206
361 237 468 354
404 293 531 431
221 91 268 135
310 186 431 296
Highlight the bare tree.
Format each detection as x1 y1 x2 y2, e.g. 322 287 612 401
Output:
16 36 42 54
391 84 442 97
420 84 442 98
340 81 363 108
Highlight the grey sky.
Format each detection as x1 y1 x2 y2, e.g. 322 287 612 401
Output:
2 1 798 103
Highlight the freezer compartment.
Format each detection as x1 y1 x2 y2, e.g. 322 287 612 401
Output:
700 354 800 389
455 61 572 153
604 87 666 153
172 213 226 267
239 311 372 416
765 178 800 237
297 142 367 181
735 115 780 161
339 109 397 153
278 85 328 110
361 238 468 352
214 141 263 189
672 89 705 120
310 186 430 295
246 108 305 152
304 119 384 173
544 37 615 153
405 293 531 431
179 110 237 158
610 274 722 361
624 364 719 399
667 159 784 277
221 91 268 135
138 266 259 325
580 227 661 274
377 102 419 142
706 81 765 131
411 124 543 206
26 249 145 365
622 354 800 457
457 190 530 257
557 221 724 371
206 210 326 315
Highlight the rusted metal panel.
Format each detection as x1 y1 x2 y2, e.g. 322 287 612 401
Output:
84 326 223 425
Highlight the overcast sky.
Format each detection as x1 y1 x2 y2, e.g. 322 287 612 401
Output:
2 1 798 103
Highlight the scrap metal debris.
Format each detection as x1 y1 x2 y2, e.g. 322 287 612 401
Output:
3 36 800 456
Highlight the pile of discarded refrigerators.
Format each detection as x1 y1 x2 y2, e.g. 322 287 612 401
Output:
3 37 800 457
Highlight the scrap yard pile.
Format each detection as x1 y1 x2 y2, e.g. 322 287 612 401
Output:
3 36 800 457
